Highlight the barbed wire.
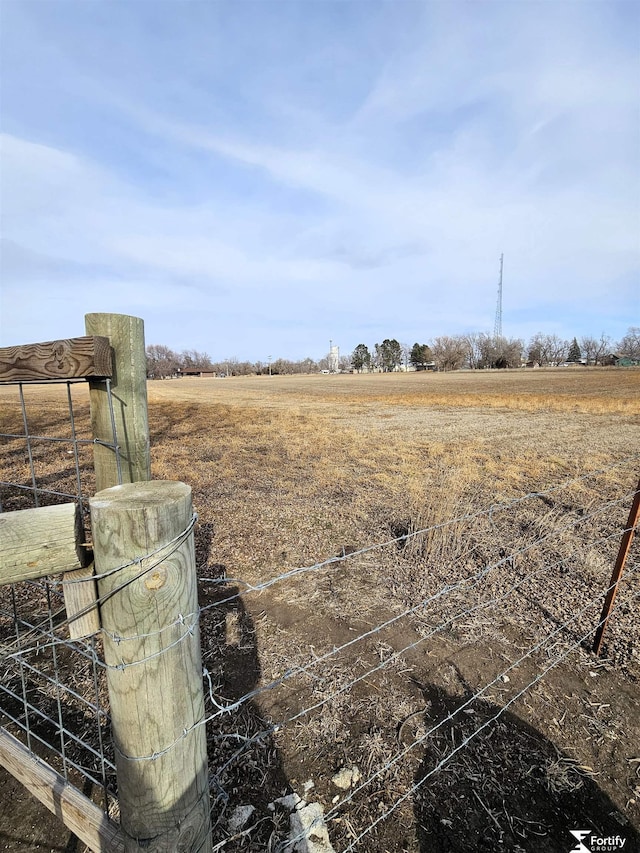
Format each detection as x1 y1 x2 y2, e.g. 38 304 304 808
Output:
111 492 640 764
0 513 199 666
200 496 636 721
3 460 634 673
63 464 640 670
341 586 640 851
2 471 636 773
114 513 638 767
211 525 633 727
62 511 199 586
205 549 639 812
283 573 640 852
197 458 639 604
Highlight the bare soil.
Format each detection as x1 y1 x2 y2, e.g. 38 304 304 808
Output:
1 368 639 852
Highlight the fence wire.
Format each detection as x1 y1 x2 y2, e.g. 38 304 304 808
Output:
192 461 639 852
0 378 123 818
339 579 640 853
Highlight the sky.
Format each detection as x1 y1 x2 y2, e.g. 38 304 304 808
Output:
1 0 638 362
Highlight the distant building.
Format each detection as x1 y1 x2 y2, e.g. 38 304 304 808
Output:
605 354 639 367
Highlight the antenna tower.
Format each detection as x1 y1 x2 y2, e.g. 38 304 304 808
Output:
493 253 504 339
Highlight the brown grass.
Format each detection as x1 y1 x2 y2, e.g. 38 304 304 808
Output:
1 369 639 851
147 367 640 415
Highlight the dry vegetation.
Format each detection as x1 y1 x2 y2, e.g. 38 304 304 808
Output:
1 367 639 852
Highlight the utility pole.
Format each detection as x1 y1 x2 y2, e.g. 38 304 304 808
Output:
494 253 504 340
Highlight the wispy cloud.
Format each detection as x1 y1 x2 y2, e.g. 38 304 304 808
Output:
1 1 637 358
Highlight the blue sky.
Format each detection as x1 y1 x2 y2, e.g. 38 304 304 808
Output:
1 0 638 361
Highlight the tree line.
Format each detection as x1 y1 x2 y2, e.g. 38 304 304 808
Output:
146 327 639 378
351 328 639 372
145 345 343 378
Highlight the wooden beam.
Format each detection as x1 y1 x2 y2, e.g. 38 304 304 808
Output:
0 728 125 853
0 503 89 585
63 563 101 639
0 337 112 383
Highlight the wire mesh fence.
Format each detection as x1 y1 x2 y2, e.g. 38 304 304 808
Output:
0 378 122 514
0 377 123 823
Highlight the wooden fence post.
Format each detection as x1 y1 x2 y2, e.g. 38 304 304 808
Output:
90 481 212 853
84 313 151 491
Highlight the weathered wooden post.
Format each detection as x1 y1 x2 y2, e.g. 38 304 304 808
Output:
0 503 87 583
84 313 151 491
90 481 212 853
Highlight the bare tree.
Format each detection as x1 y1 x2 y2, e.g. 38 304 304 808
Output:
462 334 523 369
617 326 640 359
400 343 412 371
430 335 467 371
547 334 568 365
492 336 524 368
527 333 568 366
593 333 612 366
580 336 598 365
463 333 483 369
181 350 214 371
146 344 179 379
527 333 544 365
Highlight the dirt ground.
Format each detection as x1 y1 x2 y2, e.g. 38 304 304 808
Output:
1 368 639 852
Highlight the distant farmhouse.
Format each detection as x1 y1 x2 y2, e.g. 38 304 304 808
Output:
177 369 218 378
604 354 640 367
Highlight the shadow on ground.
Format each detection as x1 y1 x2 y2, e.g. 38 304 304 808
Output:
413 683 639 853
196 522 293 848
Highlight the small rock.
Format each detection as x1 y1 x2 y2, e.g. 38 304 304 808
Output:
271 792 303 812
290 801 336 852
228 804 255 833
331 766 361 790
500 674 510 683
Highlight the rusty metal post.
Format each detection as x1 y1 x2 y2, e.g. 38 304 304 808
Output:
592 477 640 656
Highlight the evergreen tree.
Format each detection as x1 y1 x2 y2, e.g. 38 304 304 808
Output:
351 344 371 373
375 339 402 372
567 337 582 363
410 343 433 369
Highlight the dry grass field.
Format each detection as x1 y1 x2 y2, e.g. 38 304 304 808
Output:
1 367 639 852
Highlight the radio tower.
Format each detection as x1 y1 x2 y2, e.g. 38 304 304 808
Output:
493 253 504 339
